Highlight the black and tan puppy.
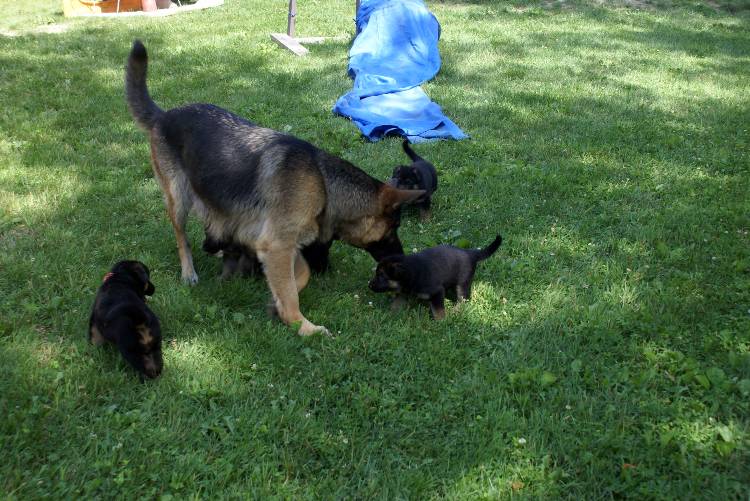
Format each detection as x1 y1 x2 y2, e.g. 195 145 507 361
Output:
369 235 502 320
389 141 438 220
126 41 423 336
89 260 163 379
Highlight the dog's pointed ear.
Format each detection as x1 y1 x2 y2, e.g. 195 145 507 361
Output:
379 185 425 212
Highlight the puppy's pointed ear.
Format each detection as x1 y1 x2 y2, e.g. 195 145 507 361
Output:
379 185 425 212
130 262 152 294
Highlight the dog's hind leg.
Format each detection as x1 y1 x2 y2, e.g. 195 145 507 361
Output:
165 186 198 284
456 268 475 301
456 282 472 301
258 247 328 336
150 141 198 285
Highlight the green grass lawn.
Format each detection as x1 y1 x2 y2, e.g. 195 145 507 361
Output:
1 0 749 498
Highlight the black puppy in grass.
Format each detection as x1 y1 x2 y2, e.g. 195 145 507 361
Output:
389 140 438 220
89 260 163 379
369 235 503 319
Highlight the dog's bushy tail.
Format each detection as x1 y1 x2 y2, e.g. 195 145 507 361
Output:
473 235 503 261
126 40 163 131
402 140 424 163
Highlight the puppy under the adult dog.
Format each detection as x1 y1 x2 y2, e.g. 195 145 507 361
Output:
202 233 262 280
89 260 163 379
125 40 423 335
202 234 333 280
389 141 438 220
369 235 502 320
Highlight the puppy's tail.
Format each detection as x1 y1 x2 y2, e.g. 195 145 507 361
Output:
402 140 424 163
473 235 503 262
125 40 163 131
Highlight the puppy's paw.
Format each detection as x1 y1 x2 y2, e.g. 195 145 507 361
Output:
430 305 446 320
390 295 407 312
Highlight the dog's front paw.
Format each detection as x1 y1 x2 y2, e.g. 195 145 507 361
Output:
298 320 331 337
182 272 199 286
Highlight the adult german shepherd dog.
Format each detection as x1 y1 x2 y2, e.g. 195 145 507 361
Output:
125 41 423 336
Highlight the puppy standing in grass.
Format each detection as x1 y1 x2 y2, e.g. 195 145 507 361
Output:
369 235 503 319
89 261 163 379
389 140 438 220
125 41 423 335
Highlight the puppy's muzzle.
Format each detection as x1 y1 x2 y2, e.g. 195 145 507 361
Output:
365 234 404 262
142 354 163 379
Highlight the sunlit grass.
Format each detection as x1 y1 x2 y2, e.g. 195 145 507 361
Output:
0 0 63 31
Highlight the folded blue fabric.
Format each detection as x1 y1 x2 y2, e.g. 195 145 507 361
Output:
333 0 468 143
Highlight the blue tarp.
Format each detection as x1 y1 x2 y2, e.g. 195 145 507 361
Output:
333 0 468 143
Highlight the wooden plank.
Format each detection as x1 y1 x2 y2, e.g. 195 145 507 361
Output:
270 33 309 56
295 36 327 44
